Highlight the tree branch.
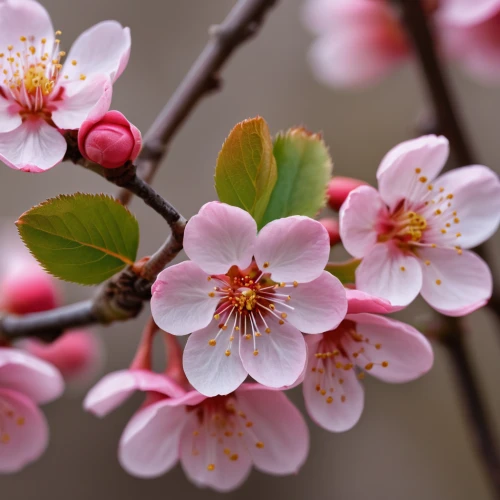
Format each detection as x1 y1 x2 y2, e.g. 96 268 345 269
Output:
397 1 500 496
117 0 278 204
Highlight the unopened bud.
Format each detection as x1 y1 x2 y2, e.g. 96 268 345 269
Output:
327 176 367 211
318 218 341 246
78 110 142 169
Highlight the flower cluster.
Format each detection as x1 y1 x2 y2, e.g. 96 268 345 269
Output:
303 0 500 87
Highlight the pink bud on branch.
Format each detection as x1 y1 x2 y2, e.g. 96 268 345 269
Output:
318 217 341 246
327 176 367 211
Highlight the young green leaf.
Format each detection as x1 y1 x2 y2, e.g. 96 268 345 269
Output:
16 193 139 285
325 259 361 285
262 128 333 225
215 116 277 227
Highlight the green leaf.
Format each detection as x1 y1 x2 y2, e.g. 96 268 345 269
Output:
261 128 333 225
17 193 139 285
325 259 361 285
215 116 277 227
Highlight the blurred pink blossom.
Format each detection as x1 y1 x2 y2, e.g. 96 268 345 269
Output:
339 135 500 314
0 347 63 472
151 201 347 396
0 0 130 172
303 289 433 432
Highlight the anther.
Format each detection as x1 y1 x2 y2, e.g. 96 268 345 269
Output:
207 464 215 471
400 266 405 272
256 442 264 449
281 312 287 319
382 361 389 368
208 339 216 346
436 279 442 285
263 262 269 268
293 281 298 287
326 396 333 404
225 350 231 357
419 176 427 183
253 350 259 356
365 363 374 370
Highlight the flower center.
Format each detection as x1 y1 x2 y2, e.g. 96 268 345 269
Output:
188 395 265 472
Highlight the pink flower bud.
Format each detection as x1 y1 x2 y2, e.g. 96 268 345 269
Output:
318 217 341 246
78 110 142 169
0 261 60 314
24 330 102 382
327 176 367 211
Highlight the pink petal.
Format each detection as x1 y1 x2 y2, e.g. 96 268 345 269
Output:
438 0 500 25
0 0 54 55
63 21 131 83
0 119 66 172
0 94 21 133
83 369 185 417
183 202 257 275
118 399 185 478
236 384 309 474
303 336 364 432
0 389 48 473
151 261 218 336
285 271 347 334
183 324 248 397
433 166 500 248
348 313 434 382
377 135 449 210
0 348 63 404
52 76 112 131
339 185 386 258
254 216 330 283
346 289 397 314
419 247 492 316
239 315 306 389
356 243 423 307
180 412 252 492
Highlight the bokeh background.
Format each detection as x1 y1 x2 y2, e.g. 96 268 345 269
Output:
3 1 500 499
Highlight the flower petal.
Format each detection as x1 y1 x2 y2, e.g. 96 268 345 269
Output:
433 166 500 248
180 411 252 492
63 21 131 83
339 185 386 258
236 384 309 474
151 261 218 336
0 94 21 133
347 313 434 382
0 348 63 404
83 369 185 417
239 315 306 389
285 271 347 334
118 399 185 478
303 336 364 432
183 202 257 275
183 323 248 397
0 389 48 473
0 119 66 172
419 247 492 316
356 243 422 307
0 0 54 54
437 0 500 25
346 289 398 314
377 135 449 210
254 216 330 283
52 76 112 131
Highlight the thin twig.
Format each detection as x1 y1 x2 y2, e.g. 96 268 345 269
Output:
397 1 500 497
117 0 278 204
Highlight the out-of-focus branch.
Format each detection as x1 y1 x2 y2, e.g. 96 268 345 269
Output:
397 1 500 497
117 0 278 204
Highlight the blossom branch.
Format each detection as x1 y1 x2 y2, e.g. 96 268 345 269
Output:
117 0 278 204
397 0 500 495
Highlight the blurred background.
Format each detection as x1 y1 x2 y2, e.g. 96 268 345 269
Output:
2 0 500 498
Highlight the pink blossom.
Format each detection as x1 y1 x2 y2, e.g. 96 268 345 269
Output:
0 347 63 472
151 202 347 396
302 0 409 88
340 135 500 314
0 0 130 172
78 110 142 169
85 375 309 492
304 289 433 432
438 0 500 83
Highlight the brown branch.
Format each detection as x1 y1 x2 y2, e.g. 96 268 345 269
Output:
397 1 500 497
117 0 278 204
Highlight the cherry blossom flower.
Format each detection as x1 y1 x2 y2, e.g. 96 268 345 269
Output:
340 135 500 314
151 201 347 396
0 347 63 472
303 290 433 432
0 0 130 172
85 375 309 492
